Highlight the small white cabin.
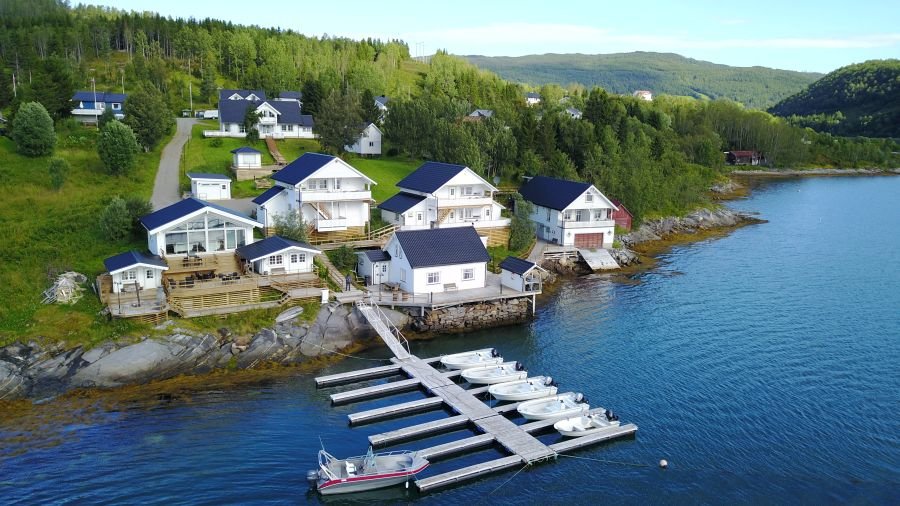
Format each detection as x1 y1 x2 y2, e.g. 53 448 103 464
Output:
235 236 320 276
356 249 391 286
344 123 383 156
187 173 232 201
499 256 545 293
383 227 490 294
103 250 169 294
231 146 262 169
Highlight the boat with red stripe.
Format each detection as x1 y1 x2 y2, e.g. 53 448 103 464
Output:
307 447 429 495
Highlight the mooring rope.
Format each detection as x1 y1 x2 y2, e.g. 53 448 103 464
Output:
557 453 651 468
485 462 531 497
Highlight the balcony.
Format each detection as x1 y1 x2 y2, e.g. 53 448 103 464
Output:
316 218 348 231
258 115 277 125
559 218 615 229
71 108 101 117
300 190 372 202
437 195 494 208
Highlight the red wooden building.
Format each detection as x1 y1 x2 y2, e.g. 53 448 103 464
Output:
611 199 633 231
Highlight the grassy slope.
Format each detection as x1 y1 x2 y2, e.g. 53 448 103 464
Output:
348 156 420 202
0 124 171 347
463 52 821 109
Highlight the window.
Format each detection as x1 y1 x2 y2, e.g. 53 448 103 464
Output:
416 213 423 222
290 254 299 263
146 270 154 279
239 125 246 133
395 245 402 259
427 272 441 285
334 179 341 190
407 212 414 218
594 210 603 220
318 179 327 190
381 264 387 273
449 210 455 220
123 270 136 280
563 210 572 221
462 268 474 281
575 210 585 222
464 186 474 196
485 208 491 218
585 193 593 203
112 103 121 110
399 269 406 282
269 255 283 265
221 184 227 190
449 187 456 197
369 141 374 147
546 208 551 220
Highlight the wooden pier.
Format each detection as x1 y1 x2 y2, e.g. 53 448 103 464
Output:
313 298 638 493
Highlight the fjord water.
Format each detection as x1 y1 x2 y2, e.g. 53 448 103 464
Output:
2 176 899 504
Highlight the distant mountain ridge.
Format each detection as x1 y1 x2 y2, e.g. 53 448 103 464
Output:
769 59 900 138
462 52 822 109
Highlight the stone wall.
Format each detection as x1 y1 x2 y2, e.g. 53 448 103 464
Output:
409 297 533 333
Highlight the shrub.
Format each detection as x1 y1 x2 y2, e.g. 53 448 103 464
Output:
509 195 536 251
98 120 140 175
272 212 308 242
99 196 132 241
329 245 357 271
11 102 56 156
123 196 152 236
209 137 223 148
48 157 69 190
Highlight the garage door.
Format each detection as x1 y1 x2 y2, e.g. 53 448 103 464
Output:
574 233 603 249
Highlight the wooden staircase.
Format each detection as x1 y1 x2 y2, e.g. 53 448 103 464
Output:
437 208 453 224
265 136 286 165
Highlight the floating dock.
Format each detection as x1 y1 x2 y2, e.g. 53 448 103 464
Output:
312 298 638 492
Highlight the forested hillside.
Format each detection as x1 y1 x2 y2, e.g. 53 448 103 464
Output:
463 52 821 109
769 60 900 138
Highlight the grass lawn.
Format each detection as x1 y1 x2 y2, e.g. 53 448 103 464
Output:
0 122 173 347
181 123 320 198
348 155 421 202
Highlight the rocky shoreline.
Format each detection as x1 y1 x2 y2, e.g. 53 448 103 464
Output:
733 168 900 176
620 206 765 247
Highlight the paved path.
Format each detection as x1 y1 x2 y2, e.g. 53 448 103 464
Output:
151 118 198 210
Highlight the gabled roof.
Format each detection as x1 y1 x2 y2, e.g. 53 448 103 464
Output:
519 175 593 211
469 109 494 118
272 153 374 186
378 192 427 213
394 227 490 269
566 107 582 116
72 91 127 104
611 199 633 217
220 89 266 102
267 100 312 125
397 161 485 194
360 249 391 262
525 92 541 99
187 172 231 181
139 198 259 233
375 95 389 106
219 98 256 124
230 146 261 154
235 236 319 262
252 186 285 205
104 250 168 274
499 256 541 276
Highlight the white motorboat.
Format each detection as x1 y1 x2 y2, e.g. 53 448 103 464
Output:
460 361 527 385
553 409 622 437
440 348 503 370
516 392 589 420
307 447 429 495
487 376 558 401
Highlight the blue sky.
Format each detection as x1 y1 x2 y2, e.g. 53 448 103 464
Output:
86 0 899 73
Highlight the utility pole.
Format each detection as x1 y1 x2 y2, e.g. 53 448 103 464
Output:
189 80 193 112
11 73 15 98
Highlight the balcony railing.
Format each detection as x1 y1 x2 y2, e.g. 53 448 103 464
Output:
300 190 372 201
258 116 277 124
560 218 615 229
437 196 494 207
316 218 348 231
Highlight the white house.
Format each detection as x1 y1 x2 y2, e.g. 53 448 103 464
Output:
383 227 490 294
103 250 168 294
378 161 510 238
499 256 545 293
253 153 375 233
187 172 232 200
209 89 314 139
71 91 127 123
235 236 319 276
344 123 382 156
231 146 262 169
518 175 618 249
139 198 261 257
525 92 541 106
356 249 391 286
565 107 583 119
633 90 653 101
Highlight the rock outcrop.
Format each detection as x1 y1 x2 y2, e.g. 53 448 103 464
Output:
620 207 764 247
0 303 410 400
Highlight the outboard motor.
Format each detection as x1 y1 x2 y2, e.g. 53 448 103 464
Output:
491 348 501 358
515 361 525 371
543 376 554 386
605 409 612 420
574 392 585 403
306 470 319 490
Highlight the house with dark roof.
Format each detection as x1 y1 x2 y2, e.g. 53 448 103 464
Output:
519 175 618 249
206 89 314 139
344 123 382 156
104 251 169 295
356 249 392 286
231 146 262 169
254 152 376 234
139 197 261 257
377 161 510 245
235 236 320 276
187 173 232 200
382 227 491 293
633 90 653 101
525 92 541 106
71 90 127 123
565 107 583 120
464 109 494 122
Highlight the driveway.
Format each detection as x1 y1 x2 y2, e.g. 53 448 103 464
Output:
151 118 198 210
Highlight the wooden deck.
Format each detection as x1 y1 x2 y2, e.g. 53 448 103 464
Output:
367 272 539 311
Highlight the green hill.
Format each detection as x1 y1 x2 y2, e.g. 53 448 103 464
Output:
769 59 900 138
462 52 821 109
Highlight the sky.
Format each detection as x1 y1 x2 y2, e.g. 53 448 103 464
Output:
85 0 900 73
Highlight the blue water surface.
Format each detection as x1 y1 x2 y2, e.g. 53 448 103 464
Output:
1 176 899 504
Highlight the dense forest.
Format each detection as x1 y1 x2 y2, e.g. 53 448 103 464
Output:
463 52 821 109
769 60 900 138
1 0 897 225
